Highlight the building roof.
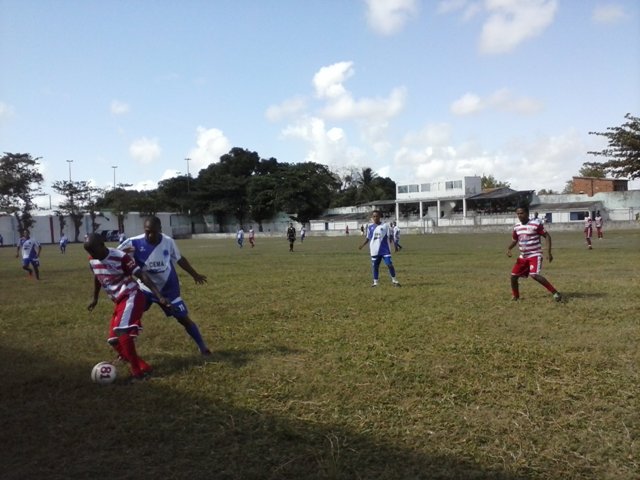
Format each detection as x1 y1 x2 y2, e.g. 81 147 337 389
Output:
467 188 534 200
530 201 603 211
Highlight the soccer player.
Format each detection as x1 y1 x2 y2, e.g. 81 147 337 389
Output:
287 223 296 252
300 226 306 243
59 232 69 254
595 211 604 239
118 216 212 355
584 212 593 249
16 229 41 280
359 210 401 287
236 227 244 248
248 226 255 248
392 222 403 252
85 233 169 381
507 205 562 302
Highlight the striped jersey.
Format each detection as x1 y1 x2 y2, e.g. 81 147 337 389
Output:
366 222 392 256
512 219 545 258
584 217 593 230
88 248 141 303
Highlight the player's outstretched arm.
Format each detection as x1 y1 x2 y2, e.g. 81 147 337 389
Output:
506 240 517 257
177 256 207 284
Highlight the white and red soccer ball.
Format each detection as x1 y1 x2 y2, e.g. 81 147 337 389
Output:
91 361 117 385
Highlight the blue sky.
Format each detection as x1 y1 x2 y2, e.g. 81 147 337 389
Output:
1 0 639 208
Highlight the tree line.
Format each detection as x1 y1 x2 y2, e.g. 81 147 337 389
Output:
1 147 396 241
2 114 638 241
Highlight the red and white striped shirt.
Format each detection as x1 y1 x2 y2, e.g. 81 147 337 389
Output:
512 219 545 258
88 248 141 303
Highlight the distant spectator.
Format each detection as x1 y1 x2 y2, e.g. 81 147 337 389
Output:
300 226 306 243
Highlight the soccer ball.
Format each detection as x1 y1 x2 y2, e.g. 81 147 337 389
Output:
91 361 117 385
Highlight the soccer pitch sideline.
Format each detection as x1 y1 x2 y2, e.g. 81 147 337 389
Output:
0 230 638 479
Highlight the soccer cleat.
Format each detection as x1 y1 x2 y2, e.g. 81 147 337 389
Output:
392 281 401 287
511 296 519 301
553 292 562 302
201 348 212 356
371 282 378 287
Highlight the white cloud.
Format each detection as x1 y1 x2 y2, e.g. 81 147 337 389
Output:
451 89 543 115
592 4 627 24
480 0 558 54
187 127 232 170
313 61 354 99
437 0 481 20
159 169 181 181
282 116 365 166
312 62 406 121
129 137 161 164
365 0 419 35
393 123 586 192
265 96 307 122
110 100 130 115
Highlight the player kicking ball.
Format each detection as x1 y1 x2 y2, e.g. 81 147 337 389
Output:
507 205 562 302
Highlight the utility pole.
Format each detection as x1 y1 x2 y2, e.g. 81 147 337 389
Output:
66 159 73 181
112 166 118 189
185 157 191 193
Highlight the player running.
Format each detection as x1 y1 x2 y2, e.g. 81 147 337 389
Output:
507 205 562 302
16 229 41 280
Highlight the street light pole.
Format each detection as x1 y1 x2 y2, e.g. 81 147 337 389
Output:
66 159 73 181
112 166 118 189
185 157 191 193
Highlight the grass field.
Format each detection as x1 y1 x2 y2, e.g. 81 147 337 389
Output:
0 228 638 479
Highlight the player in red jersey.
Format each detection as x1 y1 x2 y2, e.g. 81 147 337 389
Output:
84 233 170 381
506 205 562 302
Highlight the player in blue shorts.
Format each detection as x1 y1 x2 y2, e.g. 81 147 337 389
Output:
119 216 211 355
16 230 41 280
359 210 401 287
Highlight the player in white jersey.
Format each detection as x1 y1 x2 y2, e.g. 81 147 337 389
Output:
118 216 211 355
16 230 41 280
85 233 169 381
358 210 400 287
507 205 562 302
392 222 402 251
595 211 604 239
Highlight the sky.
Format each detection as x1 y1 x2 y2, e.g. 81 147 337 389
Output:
1 0 639 209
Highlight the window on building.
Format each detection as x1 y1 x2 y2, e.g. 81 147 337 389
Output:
421 183 431 192
570 211 589 221
398 185 408 194
445 180 462 190
408 184 419 193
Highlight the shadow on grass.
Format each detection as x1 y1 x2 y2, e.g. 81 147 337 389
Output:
152 345 304 373
1 346 530 480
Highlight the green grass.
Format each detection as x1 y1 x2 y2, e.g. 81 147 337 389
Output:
0 230 638 479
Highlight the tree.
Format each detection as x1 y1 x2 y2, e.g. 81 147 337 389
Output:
277 162 341 225
0 152 44 232
52 180 93 242
588 113 640 179
536 188 557 195
481 174 510 190
578 162 606 178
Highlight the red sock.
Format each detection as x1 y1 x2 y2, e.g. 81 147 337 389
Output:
118 332 146 377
